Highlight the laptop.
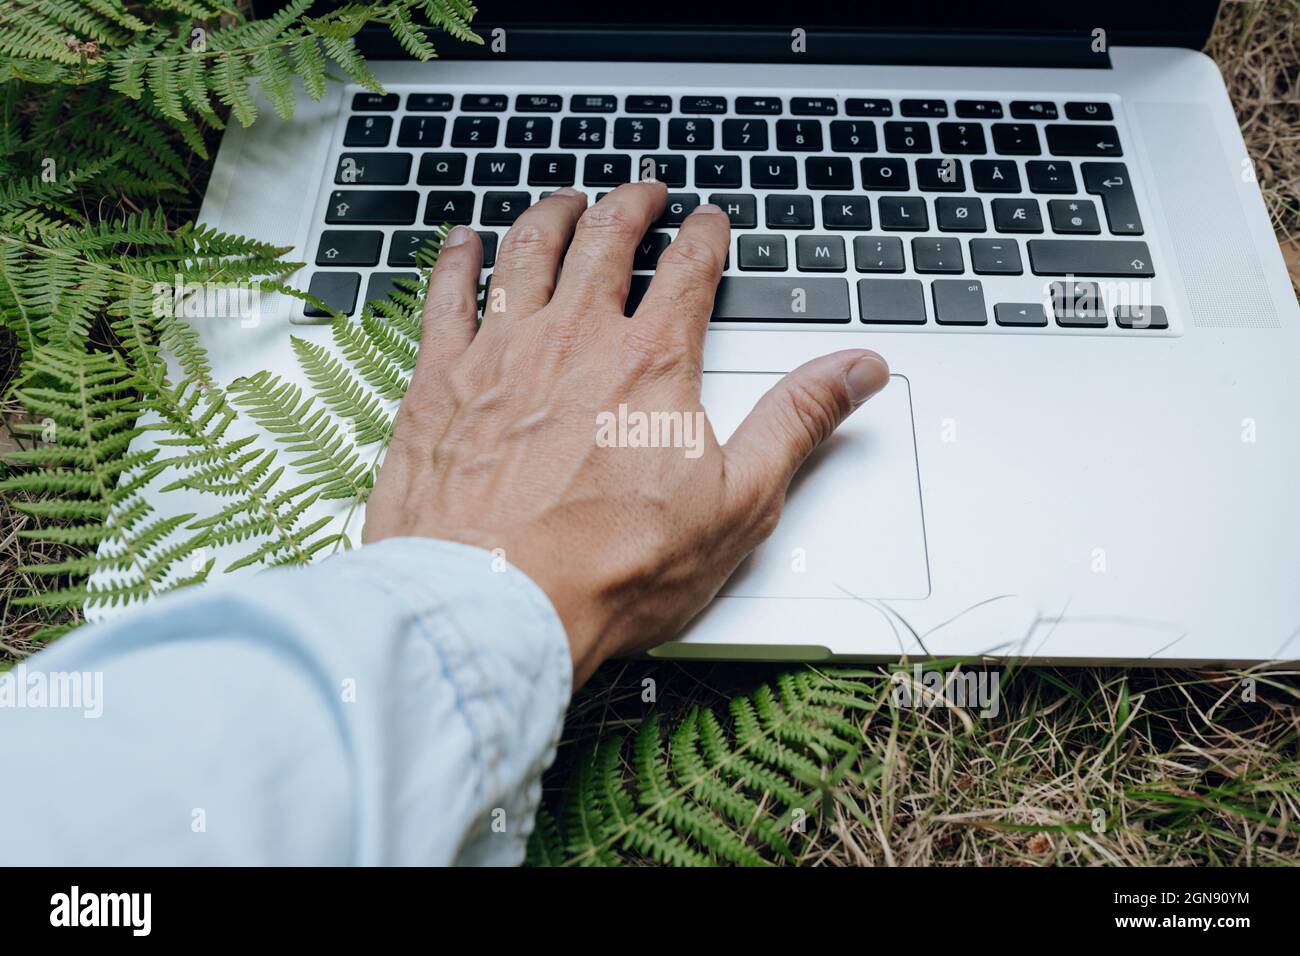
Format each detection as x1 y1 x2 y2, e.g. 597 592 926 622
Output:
134 0 1300 665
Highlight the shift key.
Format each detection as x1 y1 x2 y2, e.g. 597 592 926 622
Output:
1027 240 1154 277
325 190 419 224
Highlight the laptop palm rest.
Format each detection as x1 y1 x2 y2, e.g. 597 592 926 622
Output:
701 372 930 600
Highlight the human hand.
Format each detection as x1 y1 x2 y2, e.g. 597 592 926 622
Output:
364 181 888 686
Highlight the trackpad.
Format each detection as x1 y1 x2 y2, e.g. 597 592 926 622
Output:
703 373 929 600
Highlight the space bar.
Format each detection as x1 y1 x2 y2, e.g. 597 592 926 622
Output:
713 277 851 322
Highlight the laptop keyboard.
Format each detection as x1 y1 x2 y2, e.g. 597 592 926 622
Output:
303 88 1168 333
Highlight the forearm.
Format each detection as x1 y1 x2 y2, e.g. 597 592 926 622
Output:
0 538 571 865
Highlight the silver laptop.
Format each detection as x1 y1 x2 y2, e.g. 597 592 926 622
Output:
124 0 1300 665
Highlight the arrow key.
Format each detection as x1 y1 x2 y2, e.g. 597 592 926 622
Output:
315 229 382 266
994 302 1048 327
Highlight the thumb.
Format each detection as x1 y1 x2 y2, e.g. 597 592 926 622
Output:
722 349 889 518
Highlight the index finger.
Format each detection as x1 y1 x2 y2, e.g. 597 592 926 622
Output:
631 203 730 364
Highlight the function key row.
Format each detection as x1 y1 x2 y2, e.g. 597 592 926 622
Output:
351 92 1115 121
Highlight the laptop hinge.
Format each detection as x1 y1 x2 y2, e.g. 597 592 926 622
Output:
359 27 1112 69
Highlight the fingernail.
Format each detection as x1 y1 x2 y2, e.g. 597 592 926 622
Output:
444 225 473 247
845 353 890 406
553 186 583 197
691 203 727 216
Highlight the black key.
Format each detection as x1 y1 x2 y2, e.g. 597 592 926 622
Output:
709 194 757 229
480 191 530 226
1026 160 1076 193
796 235 847 272
461 94 507 112
571 94 617 113
858 278 925 324
846 98 892 116
1115 304 1168 330
1010 100 1057 120
994 302 1048 327
912 237 963 274
900 99 947 117
935 197 985 232
516 94 562 112
830 120 877 153
326 190 418 225
765 195 814 229
969 239 1023 275
1048 198 1101 234
696 156 742 188
937 123 986 155
736 97 783 115
584 154 631 187
738 234 788 270
991 123 1040 155
478 231 498 268
992 198 1043 233
805 156 854 190
722 119 769 151
634 233 671 269
407 93 453 111
917 158 965 192
878 196 928 231
560 117 606 148
305 271 360 317
776 119 823 152
1082 162 1144 235
751 156 798 189
316 229 382 266
423 191 475 226
712 277 851 323
955 100 1003 119
335 153 411 185
506 116 553 148
822 195 872 230
1050 281 1107 327
860 158 909 191
451 116 499 147
657 193 700 227
343 115 391 147
791 97 837 116
932 278 987 325
473 153 521 186
1028 239 1154 277
884 121 931 153
680 96 727 114
352 92 398 111
1065 101 1113 121
668 118 713 149
417 152 467 185
615 118 660 149
626 95 672 113
387 230 443 267
364 272 418 308
397 115 445 147
1046 124 1122 157
971 159 1021 193
527 154 576 186
853 237 905 273
643 155 686 187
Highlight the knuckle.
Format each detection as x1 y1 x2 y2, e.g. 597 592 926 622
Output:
661 236 721 277
619 324 678 378
781 379 843 453
424 288 473 318
576 202 640 240
499 220 557 260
